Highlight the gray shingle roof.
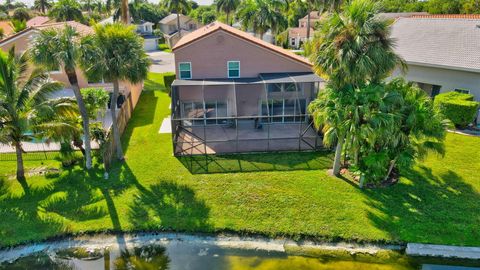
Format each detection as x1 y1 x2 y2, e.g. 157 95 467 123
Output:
391 17 480 73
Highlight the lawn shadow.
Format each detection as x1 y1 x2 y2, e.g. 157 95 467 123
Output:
364 165 480 245
177 151 333 174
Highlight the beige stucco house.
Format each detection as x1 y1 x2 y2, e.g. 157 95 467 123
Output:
391 15 480 105
0 21 144 109
170 22 324 155
288 11 322 49
159 14 201 47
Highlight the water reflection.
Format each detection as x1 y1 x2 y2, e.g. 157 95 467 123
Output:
1 241 480 270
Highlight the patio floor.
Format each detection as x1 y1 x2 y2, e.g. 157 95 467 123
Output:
174 121 321 155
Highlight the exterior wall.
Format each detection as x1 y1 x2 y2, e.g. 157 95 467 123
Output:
392 64 480 101
174 30 312 79
160 16 199 35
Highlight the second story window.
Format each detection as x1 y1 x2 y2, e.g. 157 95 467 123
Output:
179 62 192 79
228 61 240 78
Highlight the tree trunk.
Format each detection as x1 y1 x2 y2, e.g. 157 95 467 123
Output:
15 141 25 180
226 12 230 26
111 80 125 160
306 12 311 39
177 13 182 38
359 174 365 189
66 68 92 169
384 158 397 183
121 0 129 24
333 134 344 175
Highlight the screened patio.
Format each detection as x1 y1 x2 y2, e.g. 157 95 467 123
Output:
171 72 324 156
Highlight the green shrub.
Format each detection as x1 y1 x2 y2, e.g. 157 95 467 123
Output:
163 73 176 93
434 91 479 128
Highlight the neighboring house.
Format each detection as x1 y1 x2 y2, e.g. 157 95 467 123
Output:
391 15 480 105
99 17 160 51
0 21 15 38
288 11 323 49
159 14 201 47
26 16 52 27
0 21 144 110
231 22 275 44
170 21 324 156
135 21 160 51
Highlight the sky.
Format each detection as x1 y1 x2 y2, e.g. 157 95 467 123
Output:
15 0 214 7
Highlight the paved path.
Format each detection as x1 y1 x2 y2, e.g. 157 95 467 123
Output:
147 51 175 73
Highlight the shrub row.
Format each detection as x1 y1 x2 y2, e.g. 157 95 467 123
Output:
434 91 480 128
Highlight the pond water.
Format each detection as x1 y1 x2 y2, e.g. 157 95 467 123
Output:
1 236 479 270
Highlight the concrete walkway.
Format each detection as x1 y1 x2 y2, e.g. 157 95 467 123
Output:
407 243 480 259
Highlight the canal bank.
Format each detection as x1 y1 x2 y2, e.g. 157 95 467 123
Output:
0 233 479 269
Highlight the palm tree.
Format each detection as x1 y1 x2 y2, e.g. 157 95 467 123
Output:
309 0 404 175
236 0 287 40
121 0 129 24
10 19 26 33
295 0 321 40
163 0 191 38
34 0 52 14
49 0 84 22
215 0 240 26
0 49 74 181
80 23 150 160
30 25 94 169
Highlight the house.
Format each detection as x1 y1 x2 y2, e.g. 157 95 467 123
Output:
170 21 324 156
288 11 323 49
376 12 429 21
391 15 480 103
0 21 15 38
0 21 144 110
159 14 201 47
26 16 52 27
99 17 161 51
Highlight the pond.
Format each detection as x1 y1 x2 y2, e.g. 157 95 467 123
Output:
1 234 479 270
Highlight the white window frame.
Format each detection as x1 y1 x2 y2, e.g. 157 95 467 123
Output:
227 61 241 79
179 62 192 79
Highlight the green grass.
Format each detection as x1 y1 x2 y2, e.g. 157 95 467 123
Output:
0 72 479 248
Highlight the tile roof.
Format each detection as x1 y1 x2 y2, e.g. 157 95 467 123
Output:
411 14 480 19
0 21 14 37
391 17 480 72
0 21 93 46
160 13 191 24
300 11 323 21
26 16 51 27
173 21 312 67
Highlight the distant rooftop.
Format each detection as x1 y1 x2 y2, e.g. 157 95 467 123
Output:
391 16 480 73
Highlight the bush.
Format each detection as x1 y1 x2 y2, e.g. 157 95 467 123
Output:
12 8 30 21
434 91 480 128
163 73 176 93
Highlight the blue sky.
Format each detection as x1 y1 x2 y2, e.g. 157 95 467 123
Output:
19 0 214 7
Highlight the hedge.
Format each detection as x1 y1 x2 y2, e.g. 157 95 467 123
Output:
163 73 176 94
434 91 480 128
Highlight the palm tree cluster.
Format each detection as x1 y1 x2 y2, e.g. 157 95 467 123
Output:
308 0 448 186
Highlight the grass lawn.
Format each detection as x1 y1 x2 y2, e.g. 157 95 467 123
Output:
158 43 172 53
0 72 479 248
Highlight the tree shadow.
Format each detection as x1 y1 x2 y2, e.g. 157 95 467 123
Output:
127 180 212 232
177 151 333 174
365 165 480 245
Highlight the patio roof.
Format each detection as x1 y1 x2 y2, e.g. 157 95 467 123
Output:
172 72 323 87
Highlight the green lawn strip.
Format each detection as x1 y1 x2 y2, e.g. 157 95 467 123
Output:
158 43 172 53
0 72 479 248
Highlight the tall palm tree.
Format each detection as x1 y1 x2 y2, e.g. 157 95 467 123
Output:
80 23 150 161
34 0 52 14
215 0 240 26
295 0 320 40
309 0 404 175
236 0 287 39
0 49 74 181
121 0 129 24
49 0 83 22
30 25 94 169
163 0 191 38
